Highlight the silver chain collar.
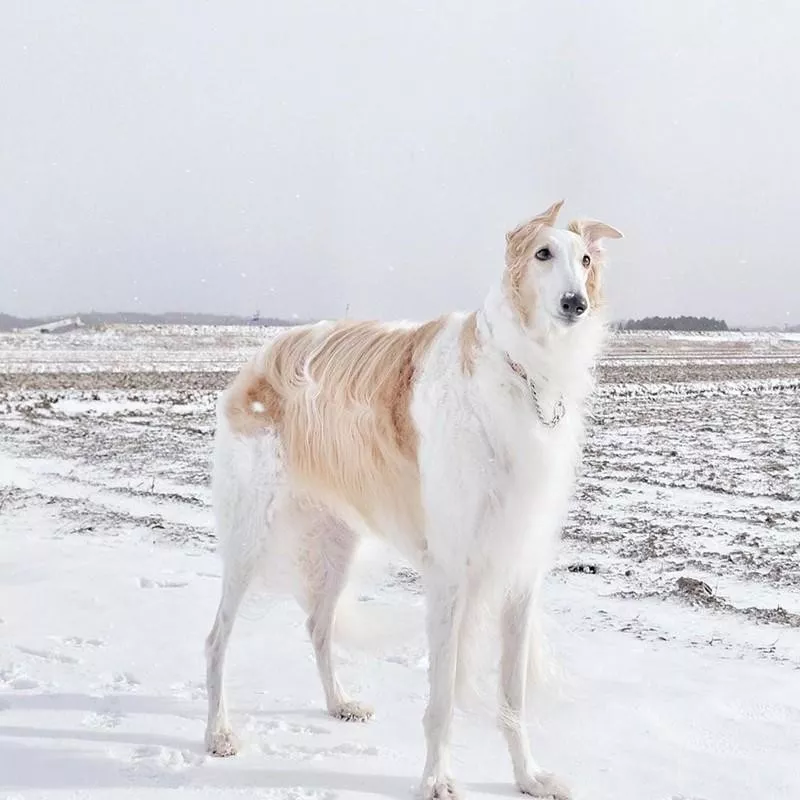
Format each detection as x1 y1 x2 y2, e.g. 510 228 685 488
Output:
505 355 566 428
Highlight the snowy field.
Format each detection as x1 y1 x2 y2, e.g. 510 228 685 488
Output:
1 326 799 800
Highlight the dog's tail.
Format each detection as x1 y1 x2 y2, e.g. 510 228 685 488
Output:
332 585 422 651
333 539 423 650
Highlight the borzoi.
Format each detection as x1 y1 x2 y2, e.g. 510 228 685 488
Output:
204 200 622 799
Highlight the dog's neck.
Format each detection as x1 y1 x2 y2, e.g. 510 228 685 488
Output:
477 283 605 405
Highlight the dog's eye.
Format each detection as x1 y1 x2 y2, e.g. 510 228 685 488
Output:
534 248 552 261
582 254 591 268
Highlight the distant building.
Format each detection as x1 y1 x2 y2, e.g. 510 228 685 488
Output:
18 316 85 334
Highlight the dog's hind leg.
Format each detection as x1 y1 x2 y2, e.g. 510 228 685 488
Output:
499 590 571 799
205 425 283 757
300 511 374 722
205 554 257 756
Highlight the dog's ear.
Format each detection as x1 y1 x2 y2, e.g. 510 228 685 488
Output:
568 219 624 244
534 199 564 229
505 200 564 263
506 200 564 245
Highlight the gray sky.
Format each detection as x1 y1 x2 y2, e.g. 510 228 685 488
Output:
1 1 798 326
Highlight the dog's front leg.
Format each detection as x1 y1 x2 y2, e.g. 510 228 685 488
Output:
421 574 465 800
500 590 571 799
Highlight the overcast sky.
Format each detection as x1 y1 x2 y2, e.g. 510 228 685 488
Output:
1 1 798 325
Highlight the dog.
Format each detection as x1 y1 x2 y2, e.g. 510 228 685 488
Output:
204 200 622 799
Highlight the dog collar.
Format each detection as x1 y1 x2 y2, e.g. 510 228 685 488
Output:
504 355 566 428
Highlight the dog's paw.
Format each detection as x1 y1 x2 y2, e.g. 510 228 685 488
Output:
329 699 374 722
205 727 239 757
421 775 462 800
517 771 571 799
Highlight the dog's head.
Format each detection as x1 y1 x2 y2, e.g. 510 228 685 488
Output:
504 200 623 331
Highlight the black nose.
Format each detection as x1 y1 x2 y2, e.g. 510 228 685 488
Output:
560 292 588 318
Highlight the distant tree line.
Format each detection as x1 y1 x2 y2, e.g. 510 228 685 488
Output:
618 315 729 332
0 311 312 332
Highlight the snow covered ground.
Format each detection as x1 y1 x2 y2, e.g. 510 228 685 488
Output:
1 327 799 800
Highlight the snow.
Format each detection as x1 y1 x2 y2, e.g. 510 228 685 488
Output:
2 455 799 800
2 326 799 376
1 327 799 799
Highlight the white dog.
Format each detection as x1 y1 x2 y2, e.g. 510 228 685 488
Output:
204 200 622 799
